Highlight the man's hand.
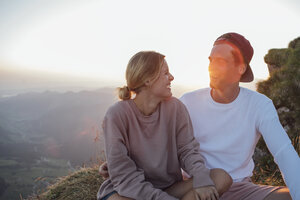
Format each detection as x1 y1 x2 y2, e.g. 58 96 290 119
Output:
194 185 219 200
99 161 109 179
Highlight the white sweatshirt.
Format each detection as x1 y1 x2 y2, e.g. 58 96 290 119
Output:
180 87 300 200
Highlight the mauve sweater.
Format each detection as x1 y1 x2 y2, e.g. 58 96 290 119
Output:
97 97 214 200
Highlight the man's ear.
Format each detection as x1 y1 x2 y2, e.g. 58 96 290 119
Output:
239 64 247 75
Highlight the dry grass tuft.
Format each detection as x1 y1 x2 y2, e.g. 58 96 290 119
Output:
27 166 104 200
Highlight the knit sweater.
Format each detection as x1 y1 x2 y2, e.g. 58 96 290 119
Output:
97 97 214 200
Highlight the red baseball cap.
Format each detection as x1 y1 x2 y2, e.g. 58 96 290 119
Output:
214 32 254 82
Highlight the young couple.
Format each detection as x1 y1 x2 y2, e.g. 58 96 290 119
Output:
97 33 300 200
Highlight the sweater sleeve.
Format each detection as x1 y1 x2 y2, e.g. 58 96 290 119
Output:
257 101 300 200
176 102 215 188
103 106 178 200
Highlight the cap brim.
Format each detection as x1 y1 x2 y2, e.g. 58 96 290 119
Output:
240 64 254 82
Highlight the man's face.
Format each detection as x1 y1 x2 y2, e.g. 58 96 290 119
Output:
208 42 245 90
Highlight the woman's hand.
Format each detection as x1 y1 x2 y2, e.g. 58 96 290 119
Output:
99 161 109 179
194 185 219 200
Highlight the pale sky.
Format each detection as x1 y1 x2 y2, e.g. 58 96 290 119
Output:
0 0 300 90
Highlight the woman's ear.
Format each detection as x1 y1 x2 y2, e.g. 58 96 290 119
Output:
144 79 151 87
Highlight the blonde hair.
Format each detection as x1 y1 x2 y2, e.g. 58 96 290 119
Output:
118 51 165 100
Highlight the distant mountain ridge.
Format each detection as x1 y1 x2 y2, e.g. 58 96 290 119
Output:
0 88 117 164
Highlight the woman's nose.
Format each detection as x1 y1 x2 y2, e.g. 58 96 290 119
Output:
169 73 174 81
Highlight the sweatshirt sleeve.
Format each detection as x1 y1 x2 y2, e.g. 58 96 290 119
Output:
103 106 178 200
257 101 300 200
176 101 215 188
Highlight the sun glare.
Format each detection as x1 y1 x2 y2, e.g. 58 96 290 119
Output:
5 2 109 78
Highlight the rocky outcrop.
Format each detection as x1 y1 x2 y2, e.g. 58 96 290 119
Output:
253 36 300 185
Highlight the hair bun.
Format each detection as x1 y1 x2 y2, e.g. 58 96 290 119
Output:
118 86 131 100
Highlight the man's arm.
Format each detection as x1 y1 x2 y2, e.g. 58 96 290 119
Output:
258 101 300 200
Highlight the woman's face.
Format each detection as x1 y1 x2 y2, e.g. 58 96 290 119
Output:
148 60 174 100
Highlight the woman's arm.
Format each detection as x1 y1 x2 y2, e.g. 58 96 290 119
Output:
175 102 215 188
103 107 178 200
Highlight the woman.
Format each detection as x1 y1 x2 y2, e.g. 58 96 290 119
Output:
97 51 232 200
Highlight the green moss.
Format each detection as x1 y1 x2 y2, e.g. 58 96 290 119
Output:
264 48 292 67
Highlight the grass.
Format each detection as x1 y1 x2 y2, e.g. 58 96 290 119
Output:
24 163 285 200
27 166 104 200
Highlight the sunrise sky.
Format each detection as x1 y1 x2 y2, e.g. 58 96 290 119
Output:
0 0 300 92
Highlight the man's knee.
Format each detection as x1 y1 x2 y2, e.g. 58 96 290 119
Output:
181 189 197 200
210 168 233 196
263 187 292 200
164 178 193 199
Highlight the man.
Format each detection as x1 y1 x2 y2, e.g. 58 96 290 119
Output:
180 32 300 200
